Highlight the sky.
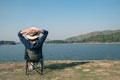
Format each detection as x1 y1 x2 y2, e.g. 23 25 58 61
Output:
0 0 120 41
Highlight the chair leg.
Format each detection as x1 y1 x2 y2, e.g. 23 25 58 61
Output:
26 61 29 75
40 59 44 75
41 68 43 75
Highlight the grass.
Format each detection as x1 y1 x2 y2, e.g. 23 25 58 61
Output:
0 60 120 80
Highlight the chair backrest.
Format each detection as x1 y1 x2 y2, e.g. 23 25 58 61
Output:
26 49 40 62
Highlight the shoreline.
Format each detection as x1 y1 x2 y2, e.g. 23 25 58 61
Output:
0 59 120 63
1 42 120 45
71 42 120 44
46 42 120 44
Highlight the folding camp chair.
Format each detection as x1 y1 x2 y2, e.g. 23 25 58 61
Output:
25 49 43 75
26 60 43 75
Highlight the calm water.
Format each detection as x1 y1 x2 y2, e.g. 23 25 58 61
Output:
0 44 120 62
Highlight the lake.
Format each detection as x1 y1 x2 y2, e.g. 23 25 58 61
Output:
0 44 120 62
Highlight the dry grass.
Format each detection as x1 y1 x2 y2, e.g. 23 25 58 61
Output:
0 60 120 80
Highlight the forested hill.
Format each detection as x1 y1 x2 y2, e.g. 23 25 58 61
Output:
66 30 120 43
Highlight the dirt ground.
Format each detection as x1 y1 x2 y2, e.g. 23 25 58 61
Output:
0 60 120 80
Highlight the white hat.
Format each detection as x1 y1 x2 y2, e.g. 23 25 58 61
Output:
26 27 40 40
26 34 39 40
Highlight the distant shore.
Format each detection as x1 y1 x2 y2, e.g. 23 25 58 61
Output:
0 41 16 45
71 42 120 44
46 42 120 44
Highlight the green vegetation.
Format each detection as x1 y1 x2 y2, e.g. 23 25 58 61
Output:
66 29 120 43
0 60 120 80
46 40 68 43
47 29 120 43
0 41 16 45
81 32 120 42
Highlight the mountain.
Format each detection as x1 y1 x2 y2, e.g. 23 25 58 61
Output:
66 30 120 43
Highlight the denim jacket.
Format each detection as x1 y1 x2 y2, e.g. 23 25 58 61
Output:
18 30 48 60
